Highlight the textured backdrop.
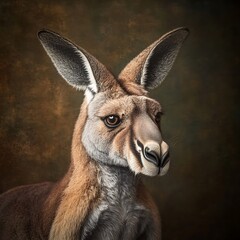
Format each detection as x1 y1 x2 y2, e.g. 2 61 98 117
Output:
0 0 239 239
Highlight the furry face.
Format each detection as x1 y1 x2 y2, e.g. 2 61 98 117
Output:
82 93 170 176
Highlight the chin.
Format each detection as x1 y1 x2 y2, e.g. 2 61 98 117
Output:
140 160 170 177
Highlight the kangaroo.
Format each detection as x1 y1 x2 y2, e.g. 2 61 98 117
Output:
0 27 189 240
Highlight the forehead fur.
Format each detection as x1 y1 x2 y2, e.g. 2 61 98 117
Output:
117 78 148 96
88 93 161 118
100 77 148 98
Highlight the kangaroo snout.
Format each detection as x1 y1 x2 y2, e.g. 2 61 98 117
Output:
138 140 170 168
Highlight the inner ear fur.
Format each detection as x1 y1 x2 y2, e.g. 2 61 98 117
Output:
38 29 115 93
118 27 189 90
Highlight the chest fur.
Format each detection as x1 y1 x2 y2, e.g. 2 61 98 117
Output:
80 166 151 240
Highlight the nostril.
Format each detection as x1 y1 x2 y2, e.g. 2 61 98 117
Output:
161 151 170 167
144 147 161 167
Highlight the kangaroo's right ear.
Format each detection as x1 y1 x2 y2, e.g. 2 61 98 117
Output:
38 30 111 95
118 27 189 90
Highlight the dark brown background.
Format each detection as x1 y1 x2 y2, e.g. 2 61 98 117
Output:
0 0 239 239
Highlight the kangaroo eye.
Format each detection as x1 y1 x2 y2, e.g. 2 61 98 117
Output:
104 115 121 128
155 112 162 124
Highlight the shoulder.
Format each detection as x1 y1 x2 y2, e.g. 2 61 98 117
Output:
0 182 53 208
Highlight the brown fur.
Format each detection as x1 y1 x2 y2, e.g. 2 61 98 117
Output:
49 100 100 240
0 27 188 239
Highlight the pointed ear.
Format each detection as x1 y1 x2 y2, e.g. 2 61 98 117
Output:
38 29 112 94
119 27 189 89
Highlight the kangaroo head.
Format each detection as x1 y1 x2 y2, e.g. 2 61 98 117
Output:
38 28 189 177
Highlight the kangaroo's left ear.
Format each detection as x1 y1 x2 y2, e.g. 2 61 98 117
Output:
38 29 115 95
119 27 189 89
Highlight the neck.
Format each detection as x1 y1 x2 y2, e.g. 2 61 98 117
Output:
98 163 139 203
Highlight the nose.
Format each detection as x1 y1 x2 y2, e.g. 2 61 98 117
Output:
160 141 170 167
138 140 170 167
143 146 161 167
161 149 170 167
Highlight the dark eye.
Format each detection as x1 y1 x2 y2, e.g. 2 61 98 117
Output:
155 112 162 124
104 115 121 128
